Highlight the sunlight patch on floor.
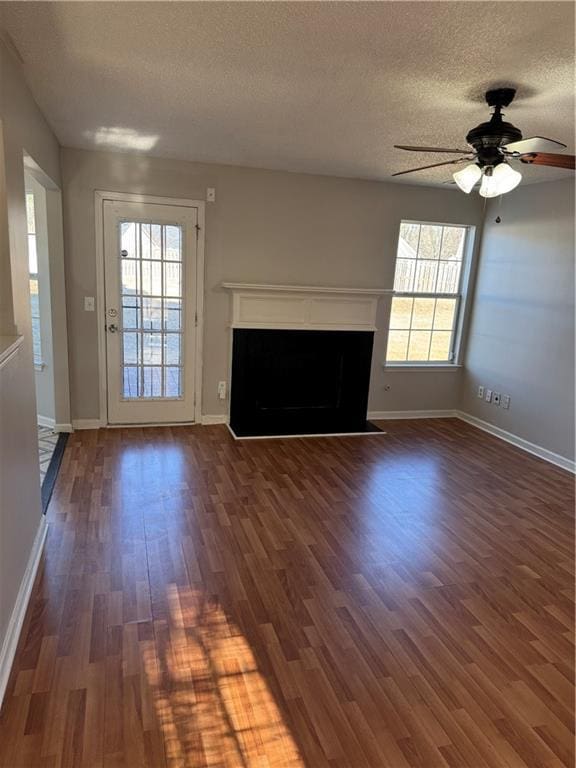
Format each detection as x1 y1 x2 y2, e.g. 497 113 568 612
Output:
143 585 303 767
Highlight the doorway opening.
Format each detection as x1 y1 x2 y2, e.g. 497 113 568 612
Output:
23 155 71 511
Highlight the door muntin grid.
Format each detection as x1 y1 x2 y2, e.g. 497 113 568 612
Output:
118 221 185 400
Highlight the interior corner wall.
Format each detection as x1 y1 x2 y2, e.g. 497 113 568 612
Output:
460 177 575 462
60 147 483 421
0 38 61 657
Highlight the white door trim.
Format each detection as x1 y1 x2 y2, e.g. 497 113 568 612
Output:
95 190 205 426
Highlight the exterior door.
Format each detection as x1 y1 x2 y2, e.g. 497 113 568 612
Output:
103 200 198 424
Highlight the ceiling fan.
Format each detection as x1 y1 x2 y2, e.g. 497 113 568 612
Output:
392 88 575 197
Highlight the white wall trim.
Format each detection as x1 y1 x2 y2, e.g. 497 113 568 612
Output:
201 414 228 425
368 409 458 420
54 422 73 433
37 414 55 429
223 283 384 332
0 517 47 708
456 411 575 474
72 418 104 430
94 191 206 427
222 282 391 296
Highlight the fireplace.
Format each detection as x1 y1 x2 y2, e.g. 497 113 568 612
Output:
230 329 374 437
222 282 388 438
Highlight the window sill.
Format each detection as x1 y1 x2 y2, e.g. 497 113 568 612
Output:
383 363 462 372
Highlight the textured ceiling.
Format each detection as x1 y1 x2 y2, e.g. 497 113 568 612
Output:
0 1 574 186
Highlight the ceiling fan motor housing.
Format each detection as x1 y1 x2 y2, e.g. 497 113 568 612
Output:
466 88 523 166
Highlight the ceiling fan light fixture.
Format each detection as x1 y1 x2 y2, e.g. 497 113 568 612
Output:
453 163 482 193
479 162 522 198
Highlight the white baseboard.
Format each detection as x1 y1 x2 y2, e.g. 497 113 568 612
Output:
54 423 73 433
0 516 47 708
37 414 55 429
201 414 228 425
456 411 575 474
72 418 104 430
368 409 457 420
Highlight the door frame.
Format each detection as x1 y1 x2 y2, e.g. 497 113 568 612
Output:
95 190 205 426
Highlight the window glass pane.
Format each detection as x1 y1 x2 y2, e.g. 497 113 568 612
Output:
121 260 139 295
164 262 181 297
440 227 465 260
389 297 413 329
414 260 438 293
418 225 442 259
164 334 181 366
412 298 435 329
143 367 162 397
123 332 140 365
164 367 182 398
436 261 462 294
122 298 139 330
398 222 420 257
393 259 415 292
142 298 162 330
141 223 151 260
430 331 452 361
164 299 182 330
142 332 162 364
123 366 139 398
434 299 456 330
121 222 137 259
26 193 36 234
407 331 431 361
142 261 162 296
386 330 409 361
165 226 182 261
151 224 162 259
28 234 38 275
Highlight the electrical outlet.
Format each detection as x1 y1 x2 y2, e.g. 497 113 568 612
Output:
477 385 484 399
207 187 216 203
485 389 493 403
84 296 95 312
493 392 501 406
502 395 511 409
217 381 227 400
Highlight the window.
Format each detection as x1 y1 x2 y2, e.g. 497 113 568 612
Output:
26 192 42 366
386 221 473 365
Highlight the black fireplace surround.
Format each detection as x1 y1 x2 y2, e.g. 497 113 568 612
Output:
229 329 375 437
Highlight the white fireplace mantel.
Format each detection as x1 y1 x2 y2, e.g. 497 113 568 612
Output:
222 282 391 331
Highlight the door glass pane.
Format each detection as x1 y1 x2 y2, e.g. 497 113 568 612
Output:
119 221 185 400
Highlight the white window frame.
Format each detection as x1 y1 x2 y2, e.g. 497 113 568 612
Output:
385 220 476 369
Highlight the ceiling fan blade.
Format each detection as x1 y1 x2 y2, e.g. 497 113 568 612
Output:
392 157 471 177
519 153 575 170
394 145 471 154
504 136 567 154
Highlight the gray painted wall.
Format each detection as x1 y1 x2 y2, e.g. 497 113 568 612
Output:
61 147 483 421
461 178 575 462
0 38 61 660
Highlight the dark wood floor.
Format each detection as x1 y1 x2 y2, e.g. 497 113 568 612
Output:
0 419 573 768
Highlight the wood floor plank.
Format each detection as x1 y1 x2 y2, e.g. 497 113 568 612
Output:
0 418 573 767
